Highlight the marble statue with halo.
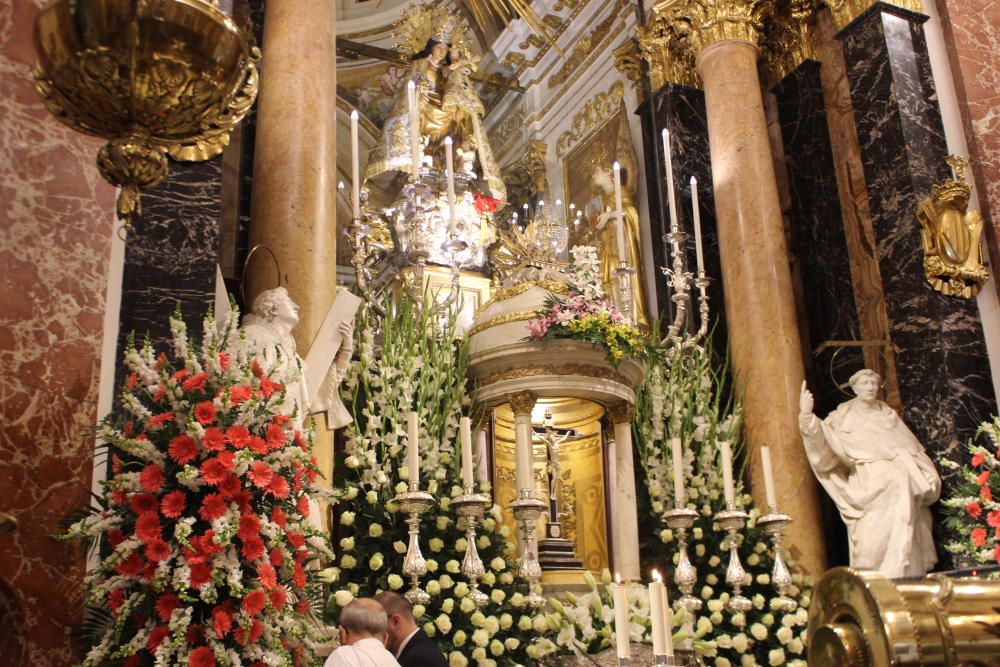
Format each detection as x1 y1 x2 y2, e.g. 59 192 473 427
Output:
240 287 355 431
799 369 941 577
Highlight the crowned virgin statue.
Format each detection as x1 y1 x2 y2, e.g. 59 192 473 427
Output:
364 4 505 201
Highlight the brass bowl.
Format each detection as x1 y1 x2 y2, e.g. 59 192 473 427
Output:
33 0 259 226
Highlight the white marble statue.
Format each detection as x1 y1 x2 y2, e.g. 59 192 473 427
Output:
799 370 941 577
240 287 354 431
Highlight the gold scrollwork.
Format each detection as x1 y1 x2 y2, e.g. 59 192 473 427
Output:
467 310 539 337
555 81 625 158
483 364 630 388
547 10 618 89
507 391 539 417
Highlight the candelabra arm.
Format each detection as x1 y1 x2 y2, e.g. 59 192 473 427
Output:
453 487 490 609
759 510 797 612
660 230 692 346
695 274 711 339
714 505 752 619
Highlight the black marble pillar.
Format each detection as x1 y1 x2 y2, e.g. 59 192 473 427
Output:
839 3 997 533
772 60 858 567
638 84 727 352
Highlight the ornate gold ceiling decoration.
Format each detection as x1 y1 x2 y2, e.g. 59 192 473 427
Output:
613 40 645 94
555 81 625 158
547 10 618 89
465 0 565 56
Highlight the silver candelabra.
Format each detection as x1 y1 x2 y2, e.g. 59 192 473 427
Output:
660 227 710 347
509 488 548 608
394 481 435 605
757 509 797 612
452 484 491 609
714 504 753 619
664 506 702 647
613 260 636 325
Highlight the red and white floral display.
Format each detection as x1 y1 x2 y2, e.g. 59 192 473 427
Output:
61 309 332 667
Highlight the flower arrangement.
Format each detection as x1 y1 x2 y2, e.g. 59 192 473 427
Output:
327 292 558 666
634 342 811 667
58 308 331 667
941 416 1000 567
526 246 655 366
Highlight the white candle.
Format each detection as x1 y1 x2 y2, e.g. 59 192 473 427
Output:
460 416 474 488
515 416 535 494
613 574 631 659
612 162 626 262
658 573 674 656
670 437 685 507
474 428 488 484
407 81 420 175
648 572 667 656
761 445 777 510
661 129 678 233
350 109 361 220
445 136 456 231
720 440 735 506
407 411 420 486
691 176 704 275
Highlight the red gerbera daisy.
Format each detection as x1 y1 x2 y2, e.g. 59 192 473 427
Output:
190 561 212 588
168 434 199 465
156 593 182 622
271 507 287 528
108 587 125 612
212 602 233 638
145 539 170 562
135 511 162 543
218 351 230 370
983 486 993 502
147 625 169 651
269 586 287 609
234 620 264 646
130 493 159 515
202 427 226 452
258 563 277 590
181 372 208 393
259 377 282 398
269 548 284 568
248 461 274 489
242 535 265 561
139 464 165 492
238 513 261 541
218 474 242 499
292 563 306 590
973 452 986 467
229 385 253 405
225 425 251 448
973 527 988 547
115 551 144 576
199 493 228 522
107 529 125 548
967 501 983 519
188 646 216 667
147 410 175 429
286 531 306 549
200 457 228 485
194 401 217 425
267 476 290 499
265 423 286 451
249 436 269 455
242 589 268 616
172 369 190 382
978 470 991 486
297 494 310 517
161 490 187 518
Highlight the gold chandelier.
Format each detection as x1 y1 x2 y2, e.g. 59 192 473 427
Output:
33 0 259 230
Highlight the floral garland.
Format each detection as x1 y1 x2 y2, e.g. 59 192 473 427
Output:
327 293 558 666
526 246 656 367
59 308 331 667
634 343 811 667
941 416 1000 566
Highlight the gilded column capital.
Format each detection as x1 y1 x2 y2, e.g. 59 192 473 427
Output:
825 0 922 32
507 391 538 417
523 140 548 194
606 402 635 425
761 0 824 83
613 39 645 96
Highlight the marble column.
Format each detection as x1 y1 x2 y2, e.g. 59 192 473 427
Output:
607 403 641 581
695 26 826 573
837 3 996 555
247 0 338 507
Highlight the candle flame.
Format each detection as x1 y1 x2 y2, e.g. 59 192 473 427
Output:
445 135 453 145
661 128 669 138
555 199 562 206
408 80 416 90
690 175 698 185
613 161 621 171
538 200 544 206
351 109 359 120
652 570 662 583
338 181 345 190
615 573 621 584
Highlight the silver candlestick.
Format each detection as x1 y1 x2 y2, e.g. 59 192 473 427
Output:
613 260 636 324
452 484 491 609
394 482 435 606
664 506 702 646
714 504 752 617
509 489 548 608
757 509 797 612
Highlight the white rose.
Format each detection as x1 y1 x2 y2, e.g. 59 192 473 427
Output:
504 637 519 651
340 511 355 526
777 626 793 644
423 622 435 637
482 572 496 586
334 589 354 606
344 487 359 500
441 598 454 613
768 648 786 666
365 490 378 504
448 652 468 667
750 623 768 640
498 573 513 585
340 554 356 569
387 574 404 590
445 560 460 574
435 613 452 634
472 629 489 647
453 630 467 646
426 559 438 572
460 597 476 613
455 538 467 552
518 614 533 630
438 574 454 589
427 580 441 596
470 611 485 627
429 538 444 553
472 647 486 661
732 633 749 653
484 616 500 635
368 524 383 538
393 541 407 554
454 582 469 597
435 516 449 531
369 553 383 570
412 604 425 619
499 613 513 629
490 639 504 656
490 589 505 605
340 537 355 551
789 638 804 654
490 557 506 571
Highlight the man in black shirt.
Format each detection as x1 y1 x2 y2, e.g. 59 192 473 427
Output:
374 592 449 667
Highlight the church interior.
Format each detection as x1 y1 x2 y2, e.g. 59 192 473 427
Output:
4 0 1000 665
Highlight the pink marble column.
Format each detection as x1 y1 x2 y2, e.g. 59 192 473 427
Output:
0 2 116 664
937 0 1000 283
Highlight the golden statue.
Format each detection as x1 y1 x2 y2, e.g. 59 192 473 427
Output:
917 155 989 298
364 4 505 201
585 141 651 328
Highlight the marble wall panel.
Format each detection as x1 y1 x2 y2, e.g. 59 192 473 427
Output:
638 84 726 352
0 2 116 663
839 3 997 554
936 0 1000 275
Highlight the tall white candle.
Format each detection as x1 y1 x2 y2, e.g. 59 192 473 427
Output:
661 129 678 233
670 437 685 507
474 428 488 484
648 572 667 655
514 416 535 494
460 416 474 488
612 162 626 262
761 445 777 510
691 176 704 275
445 136 456 231
720 440 735 506
350 109 361 220
407 81 420 174
613 574 631 659
407 411 420 486
658 573 675 656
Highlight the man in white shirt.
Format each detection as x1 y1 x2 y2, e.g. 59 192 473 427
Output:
324 598 401 667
